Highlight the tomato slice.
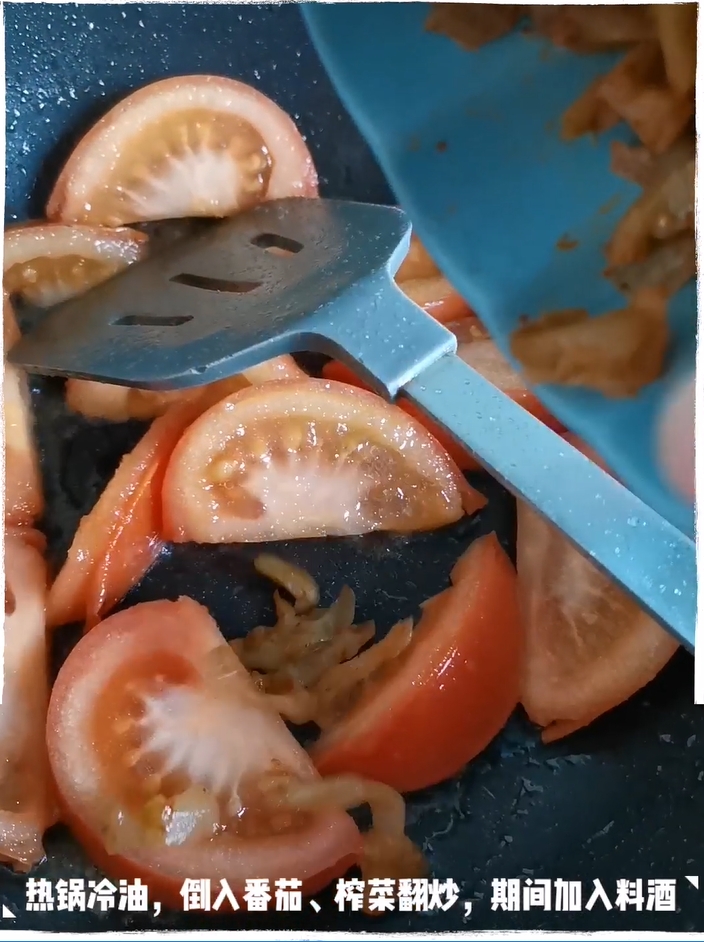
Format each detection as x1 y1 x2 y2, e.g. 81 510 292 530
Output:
162 379 485 544
4 222 148 306
47 75 318 227
1 529 57 870
51 368 315 629
4 297 43 527
47 394 207 630
518 434 680 743
311 533 523 793
46 597 361 908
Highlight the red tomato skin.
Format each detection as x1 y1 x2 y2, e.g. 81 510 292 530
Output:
82 400 203 628
48 414 167 629
312 533 524 793
49 392 218 629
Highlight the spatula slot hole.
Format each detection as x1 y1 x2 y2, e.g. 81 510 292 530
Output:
170 273 261 293
113 314 194 327
251 233 303 257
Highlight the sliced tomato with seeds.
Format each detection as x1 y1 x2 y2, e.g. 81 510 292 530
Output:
162 379 485 544
0 530 57 871
47 75 318 227
4 222 148 306
518 434 680 743
46 597 361 908
51 373 311 629
3 297 43 527
311 533 523 793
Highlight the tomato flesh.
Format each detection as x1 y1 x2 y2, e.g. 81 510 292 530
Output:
4 297 44 527
518 434 680 742
1 530 57 870
162 379 485 544
47 598 361 908
312 533 523 793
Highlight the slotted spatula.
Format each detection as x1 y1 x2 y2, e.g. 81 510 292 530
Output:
8 198 696 652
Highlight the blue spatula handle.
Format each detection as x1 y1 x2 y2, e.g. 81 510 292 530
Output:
404 355 696 652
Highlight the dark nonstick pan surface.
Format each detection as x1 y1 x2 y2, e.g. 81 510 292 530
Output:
5 2 702 933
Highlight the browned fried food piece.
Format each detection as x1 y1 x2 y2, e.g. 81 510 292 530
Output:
425 3 522 50
606 135 695 266
606 233 696 298
609 141 656 186
510 287 669 398
598 42 694 155
531 5 655 53
651 3 697 95
561 74 620 140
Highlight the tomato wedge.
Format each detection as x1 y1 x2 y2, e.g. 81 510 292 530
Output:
322 340 563 473
47 75 318 227
311 533 523 793
4 222 147 306
3 297 43 526
1 529 57 870
46 597 361 908
162 379 486 544
50 369 315 629
47 393 209 630
518 434 680 743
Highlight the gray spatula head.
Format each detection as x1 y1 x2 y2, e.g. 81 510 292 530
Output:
8 198 455 398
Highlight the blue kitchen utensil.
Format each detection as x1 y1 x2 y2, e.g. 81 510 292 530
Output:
302 1 697 537
9 197 696 651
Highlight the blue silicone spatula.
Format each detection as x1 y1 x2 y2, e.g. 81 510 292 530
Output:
8 198 695 651
302 1 697 538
